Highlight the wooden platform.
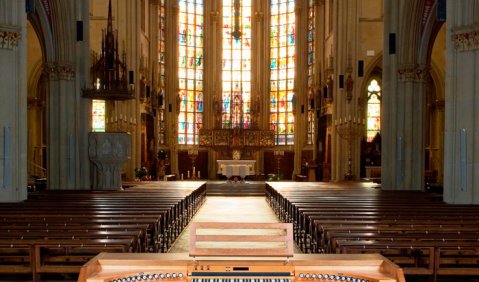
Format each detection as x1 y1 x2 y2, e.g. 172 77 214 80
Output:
206 181 265 196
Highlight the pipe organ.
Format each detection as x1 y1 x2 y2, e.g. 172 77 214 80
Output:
78 223 405 282
78 253 405 282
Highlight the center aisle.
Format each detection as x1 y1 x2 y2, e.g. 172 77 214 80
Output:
168 196 301 253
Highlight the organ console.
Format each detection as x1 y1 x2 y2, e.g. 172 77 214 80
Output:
78 223 405 282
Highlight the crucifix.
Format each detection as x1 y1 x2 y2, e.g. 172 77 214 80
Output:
231 0 242 40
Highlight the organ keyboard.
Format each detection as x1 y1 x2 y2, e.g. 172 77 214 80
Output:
77 253 405 282
78 223 405 282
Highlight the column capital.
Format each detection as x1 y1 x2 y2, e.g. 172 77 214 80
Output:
210 10 220 22
451 26 479 51
254 11 264 22
397 65 429 82
0 26 21 50
43 62 76 81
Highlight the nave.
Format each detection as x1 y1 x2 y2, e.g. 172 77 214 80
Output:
2 181 479 282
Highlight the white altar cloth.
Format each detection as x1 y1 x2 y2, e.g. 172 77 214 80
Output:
217 160 256 179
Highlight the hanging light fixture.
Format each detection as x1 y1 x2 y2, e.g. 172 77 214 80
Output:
231 0 242 40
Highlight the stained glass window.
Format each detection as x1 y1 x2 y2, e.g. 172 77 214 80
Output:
158 0 166 145
367 79 381 142
270 0 295 145
92 100 106 132
178 0 204 145
307 0 315 145
222 0 252 129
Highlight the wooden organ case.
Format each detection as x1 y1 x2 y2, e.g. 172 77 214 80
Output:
78 223 405 282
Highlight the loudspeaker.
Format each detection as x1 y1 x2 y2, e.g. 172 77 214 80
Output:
26 0 35 14
76 21 83 41
301 105 305 114
129 71 134 84
358 60 364 77
146 86 151 98
310 98 315 109
339 75 344 89
389 33 396 54
159 94 164 107
323 86 328 98
437 0 446 21
168 104 172 112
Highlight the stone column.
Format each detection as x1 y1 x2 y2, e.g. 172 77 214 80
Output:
117 0 141 179
331 0 360 181
166 2 179 177
444 1 479 204
205 1 220 179
294 3 310 178
44 0 91 190
382 0 426 190
0 0 28 202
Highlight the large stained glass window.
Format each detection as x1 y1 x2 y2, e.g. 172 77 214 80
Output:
158 0 166 145
367 79 381 142
307 0 315 145
222 0 252 129
178 0 204 145
270 0 295 145
92 100 106 132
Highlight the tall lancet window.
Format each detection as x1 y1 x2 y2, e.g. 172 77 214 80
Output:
92 99 106 132
270 0 296 145
306 0 315 145
367 79 381 142
158 0 166 144
222 0 252 129
178 0 204 145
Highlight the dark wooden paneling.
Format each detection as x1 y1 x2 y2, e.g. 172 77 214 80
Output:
178 151 208 180
263 151 294 180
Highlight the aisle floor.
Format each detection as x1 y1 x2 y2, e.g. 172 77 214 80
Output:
168 196 301 253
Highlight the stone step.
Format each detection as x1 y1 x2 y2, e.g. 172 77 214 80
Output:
206 181 265 197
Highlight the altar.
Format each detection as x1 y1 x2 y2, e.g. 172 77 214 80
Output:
217 160 256 179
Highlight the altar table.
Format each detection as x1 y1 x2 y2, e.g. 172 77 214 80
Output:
217 160 256 179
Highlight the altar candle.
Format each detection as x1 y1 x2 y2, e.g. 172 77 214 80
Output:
187 170 190 179
193 167 196 176
198 171 200 178
181 173 184 180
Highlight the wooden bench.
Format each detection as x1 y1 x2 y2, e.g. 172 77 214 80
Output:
0 183 207 281
265 183 479 280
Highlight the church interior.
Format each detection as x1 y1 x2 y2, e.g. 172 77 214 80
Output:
1 0 479 281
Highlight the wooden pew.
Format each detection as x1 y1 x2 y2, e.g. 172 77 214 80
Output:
265 183 479 280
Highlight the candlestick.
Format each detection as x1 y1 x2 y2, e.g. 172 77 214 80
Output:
181 173 184 180
187 170 190 179
198 171 200 178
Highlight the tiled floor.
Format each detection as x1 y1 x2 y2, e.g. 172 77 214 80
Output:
168 196 301 253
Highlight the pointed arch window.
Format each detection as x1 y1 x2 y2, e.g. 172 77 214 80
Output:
270 0 296 145
307 0 315 145
367 79 381 142
158 0 166 144
92 99 106 132
221 0 252 129
178 0 204 145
